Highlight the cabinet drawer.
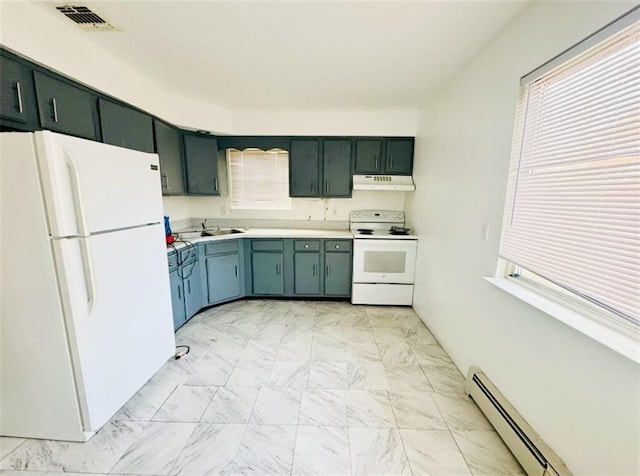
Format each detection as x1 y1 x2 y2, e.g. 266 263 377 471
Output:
205 240 238 256
294 240 320 251
251 240 284 251
179 246 198 264
325 240 352 252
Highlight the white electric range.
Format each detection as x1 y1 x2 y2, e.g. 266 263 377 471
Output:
350 210 418 305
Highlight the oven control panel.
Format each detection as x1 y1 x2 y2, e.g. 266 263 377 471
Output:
350 210 404 223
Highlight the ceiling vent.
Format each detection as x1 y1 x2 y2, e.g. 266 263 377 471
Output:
55 4 119 31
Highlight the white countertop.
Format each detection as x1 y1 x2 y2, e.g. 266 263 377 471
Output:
167 228 353 252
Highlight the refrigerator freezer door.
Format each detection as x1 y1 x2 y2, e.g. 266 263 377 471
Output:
35 131 164 238
53 223 175 431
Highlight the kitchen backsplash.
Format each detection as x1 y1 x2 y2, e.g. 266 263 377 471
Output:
163 190 406 225
188 217 348 231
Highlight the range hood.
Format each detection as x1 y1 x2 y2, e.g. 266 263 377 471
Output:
353 174 415 191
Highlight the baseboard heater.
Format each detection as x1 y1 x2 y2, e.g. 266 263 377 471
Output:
465 367 572 476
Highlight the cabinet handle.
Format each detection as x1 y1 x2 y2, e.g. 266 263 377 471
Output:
312 264 317 276
389 155 394 170
214 177 218 191
311 179 315 193
15 82 23 114
187 280 191 293
304 244 309 249
276 263 281 275
326 264 330 276
335 244 340 249
325 181 330 194
52 98 59 122
374 155 379 170
177 285 182 300
235 265 238 277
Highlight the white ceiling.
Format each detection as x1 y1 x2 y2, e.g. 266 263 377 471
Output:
35 1 529 110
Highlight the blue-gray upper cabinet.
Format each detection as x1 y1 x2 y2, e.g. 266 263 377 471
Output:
154 120 185 195
251 240 285 295
322 139 352 197
99 98 154 153
204 240 242 304
33 71 98 141
0 54 39 130
289 139 321 197
354 137 414 175
183 133 220 195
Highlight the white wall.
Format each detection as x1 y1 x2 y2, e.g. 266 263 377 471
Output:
405 2 640 475
232 109 418 136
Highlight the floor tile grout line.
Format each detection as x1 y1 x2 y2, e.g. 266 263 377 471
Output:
430 387 476 475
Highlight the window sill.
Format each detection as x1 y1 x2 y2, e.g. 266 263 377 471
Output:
484 277 640 364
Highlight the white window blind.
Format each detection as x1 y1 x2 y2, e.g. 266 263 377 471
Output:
499 16 640 327
228 148 291 210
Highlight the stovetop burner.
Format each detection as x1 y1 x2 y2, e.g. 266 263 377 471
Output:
350 210 417 240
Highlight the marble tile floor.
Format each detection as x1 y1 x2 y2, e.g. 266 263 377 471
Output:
1 300 525 476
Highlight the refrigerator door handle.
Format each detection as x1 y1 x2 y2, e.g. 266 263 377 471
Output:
64 150 90 237
80 239 98 315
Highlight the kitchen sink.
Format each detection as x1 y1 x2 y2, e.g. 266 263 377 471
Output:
201 228 245 236
176 228 245 239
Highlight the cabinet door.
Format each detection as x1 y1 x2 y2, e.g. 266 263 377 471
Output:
183 133 220 195
294 252 321 295
154 120 185 195
252 252 284 295
99 99 154 153
354 139 383 174
34 71 97 140
290 139 320 197
384 138 414 175
324 252 352 296
183 259 204 320
322 139 352 197
206 253 241 304
0 55 38 129
169 269 187 331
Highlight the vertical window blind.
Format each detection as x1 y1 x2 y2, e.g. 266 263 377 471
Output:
228 148 291 210
499 15 640 326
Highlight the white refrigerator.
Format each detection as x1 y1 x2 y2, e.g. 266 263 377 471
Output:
0 131 175 442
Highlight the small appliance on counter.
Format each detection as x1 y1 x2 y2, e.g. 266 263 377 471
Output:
164 216 175 244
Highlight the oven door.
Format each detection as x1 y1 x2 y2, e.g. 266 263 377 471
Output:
353 239 417 284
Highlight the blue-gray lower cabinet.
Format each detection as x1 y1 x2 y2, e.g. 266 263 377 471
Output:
294 240 321 295
206 254 241 303
169 237 352 329
182 257 204 320
204 240 243 304
324 251 352 296
250 240 285 295
168 253 187 330
168 245 204 331
252 252 284 295
294 252 321 295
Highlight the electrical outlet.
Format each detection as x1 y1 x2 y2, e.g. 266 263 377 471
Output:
332 207 337 216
